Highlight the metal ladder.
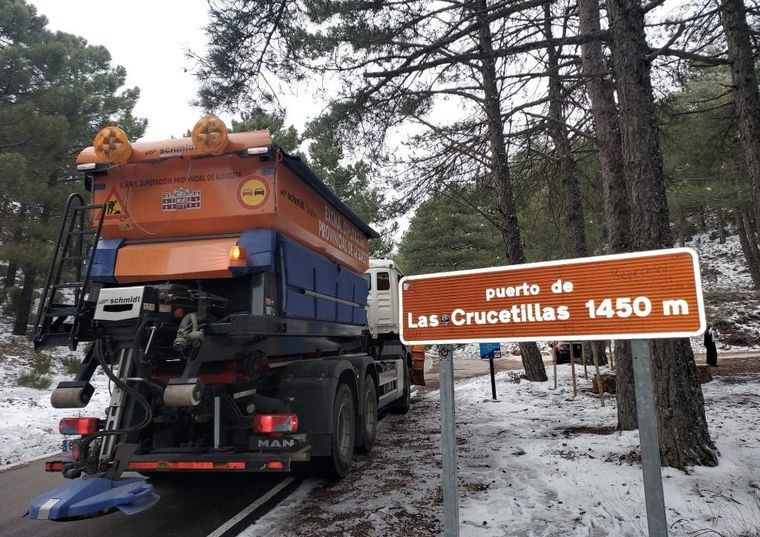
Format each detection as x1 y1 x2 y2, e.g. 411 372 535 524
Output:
33 193 105 350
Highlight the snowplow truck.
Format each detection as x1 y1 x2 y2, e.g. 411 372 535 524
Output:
28 116 423 520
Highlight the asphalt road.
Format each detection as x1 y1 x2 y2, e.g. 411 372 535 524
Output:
0 458 297 537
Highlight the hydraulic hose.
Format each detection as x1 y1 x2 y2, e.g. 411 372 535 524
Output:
78 338 153 461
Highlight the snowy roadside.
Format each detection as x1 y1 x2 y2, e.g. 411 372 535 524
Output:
248 364 760 537
0 321 110 469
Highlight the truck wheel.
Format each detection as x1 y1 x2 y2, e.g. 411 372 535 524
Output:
318 382 356 478
358 377 378 453
389 358 411 415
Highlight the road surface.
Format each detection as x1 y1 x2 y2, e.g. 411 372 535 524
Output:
0 458 298 537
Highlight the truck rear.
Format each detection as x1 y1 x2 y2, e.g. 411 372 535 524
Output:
29 117 418 520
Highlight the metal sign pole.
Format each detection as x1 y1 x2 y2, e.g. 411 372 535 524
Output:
438 345 460 537
489 358 497 400
631 340 669 537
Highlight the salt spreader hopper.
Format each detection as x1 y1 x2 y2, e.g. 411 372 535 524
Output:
29 116 418 520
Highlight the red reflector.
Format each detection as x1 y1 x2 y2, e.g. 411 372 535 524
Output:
128 462 159 470
266 460 284 470
253 414 298 433
59 417 99 435
126 461 246 471
179 462 214 470
214 461 246 470
45 461 64 472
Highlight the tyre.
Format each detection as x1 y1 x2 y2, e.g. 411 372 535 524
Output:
317 382 356 478
388 357 411 415
358 376 378 453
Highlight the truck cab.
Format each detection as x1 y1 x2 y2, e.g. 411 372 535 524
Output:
365 259 403 338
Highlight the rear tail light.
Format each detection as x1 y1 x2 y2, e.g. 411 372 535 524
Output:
253 414 298 433
266 460 284 470
59 417 100 435
45 461 64 472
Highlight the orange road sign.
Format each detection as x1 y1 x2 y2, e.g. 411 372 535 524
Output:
399 248 705 345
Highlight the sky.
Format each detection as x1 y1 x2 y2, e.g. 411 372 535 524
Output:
28 0 318 141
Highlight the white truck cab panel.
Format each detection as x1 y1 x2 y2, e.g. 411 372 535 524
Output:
365 259 402 337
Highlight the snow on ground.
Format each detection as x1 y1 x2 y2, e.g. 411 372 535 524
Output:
689 232 754 293
688 232 760 352
0 319 109 468
249 364 760 537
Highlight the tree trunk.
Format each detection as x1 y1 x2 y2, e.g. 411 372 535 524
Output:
578 0 636 429
735 207 760 288
717 208 726 244
584 340 608 365
4 217 25 289
650 339 718 467
677 210 687 247
614 341 638 428
13 203 52 336
0 197 8 238
519 343 547 381
606 0 717 467
4 207 26 289
475 0 546 381
606 0 670 249
544 4 588 257
720 0 760 227
4 262 18 289
698 206 707 231
743 210 760 276
578 0 631 255
12 268 36 335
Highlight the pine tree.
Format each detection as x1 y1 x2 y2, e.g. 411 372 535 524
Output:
0 0 146 334
397 187 504 274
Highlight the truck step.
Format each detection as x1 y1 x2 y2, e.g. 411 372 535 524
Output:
34 333 72 347
45 307 78 317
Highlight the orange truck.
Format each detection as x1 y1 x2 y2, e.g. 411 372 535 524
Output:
28 117 423 520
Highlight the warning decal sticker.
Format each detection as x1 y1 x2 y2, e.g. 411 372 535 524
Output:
237 177 269 209
103 188 128 220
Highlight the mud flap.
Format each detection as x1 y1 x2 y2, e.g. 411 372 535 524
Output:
28 476 158 520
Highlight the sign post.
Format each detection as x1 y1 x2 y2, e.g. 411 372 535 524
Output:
399 248 706 537
488 358 497 400
479 342 501 400
437 345 459 537
631 340 668 537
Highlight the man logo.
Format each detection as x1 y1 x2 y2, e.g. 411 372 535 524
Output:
257 438 295 449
